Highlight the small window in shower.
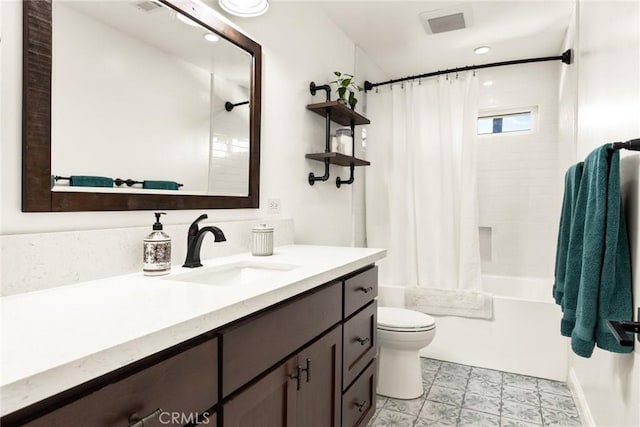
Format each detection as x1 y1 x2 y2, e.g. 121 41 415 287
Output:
477 111 532 135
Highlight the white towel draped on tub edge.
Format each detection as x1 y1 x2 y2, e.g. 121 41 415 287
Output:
405 287 494 319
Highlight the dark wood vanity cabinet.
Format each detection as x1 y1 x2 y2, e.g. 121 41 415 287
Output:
223 326 342 427
3 265 379 427
222 265 378 427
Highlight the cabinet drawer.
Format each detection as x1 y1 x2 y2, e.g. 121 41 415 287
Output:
24 337 218 427
221 281 342 397
343 266 378 318
342 360 376 427
343 301 377 390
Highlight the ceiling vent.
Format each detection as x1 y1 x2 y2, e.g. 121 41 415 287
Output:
134 1 163 13
419 4 474 35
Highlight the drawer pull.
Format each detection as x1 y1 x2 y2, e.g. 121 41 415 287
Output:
358 286 374 294
353 399 368 413
302 358 311 383
355 336 370 346
128 408 162 427
289 368 302 390
290 359 312 390
290 358 312 390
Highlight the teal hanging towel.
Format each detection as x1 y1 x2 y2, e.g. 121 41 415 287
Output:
553 162 583 306
142 180 182 190
567 145 633 357
69 176 114 187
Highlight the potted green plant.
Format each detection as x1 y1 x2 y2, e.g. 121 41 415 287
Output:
330 71 363 109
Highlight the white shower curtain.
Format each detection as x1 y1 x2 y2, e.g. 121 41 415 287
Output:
366 73 482 291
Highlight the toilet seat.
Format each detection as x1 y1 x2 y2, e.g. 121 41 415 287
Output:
378 307 435 332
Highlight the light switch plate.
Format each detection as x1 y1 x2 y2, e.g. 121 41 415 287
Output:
267 198 281 214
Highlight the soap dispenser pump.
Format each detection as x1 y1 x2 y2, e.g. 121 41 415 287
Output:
143 212 171 276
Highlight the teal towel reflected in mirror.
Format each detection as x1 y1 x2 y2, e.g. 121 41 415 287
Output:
69 176 114 187
143 180 182 190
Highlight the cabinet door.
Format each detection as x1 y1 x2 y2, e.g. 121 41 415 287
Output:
223 359 298 427
295 326 342 427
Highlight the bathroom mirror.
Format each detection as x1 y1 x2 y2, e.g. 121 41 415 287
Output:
22 0 262 211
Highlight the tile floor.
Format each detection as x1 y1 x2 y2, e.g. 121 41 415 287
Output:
368 358 582 427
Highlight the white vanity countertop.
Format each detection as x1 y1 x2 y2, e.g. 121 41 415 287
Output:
0 244 386 416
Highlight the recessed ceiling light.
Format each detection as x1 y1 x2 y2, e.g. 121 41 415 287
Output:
483 81 494 87
204 33 220 42
176 12 199 27
474 46 491 55
219 0 269 17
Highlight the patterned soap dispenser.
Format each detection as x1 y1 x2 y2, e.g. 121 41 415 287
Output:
143 212 171 276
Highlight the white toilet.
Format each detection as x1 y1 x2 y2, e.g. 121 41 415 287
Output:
377 307 436 399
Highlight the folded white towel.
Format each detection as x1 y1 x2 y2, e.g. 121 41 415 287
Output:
405 287 493 319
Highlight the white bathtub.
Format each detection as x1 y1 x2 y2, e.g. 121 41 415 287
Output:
378 275 568 381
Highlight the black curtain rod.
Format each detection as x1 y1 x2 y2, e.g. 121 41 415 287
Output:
364 49 573 92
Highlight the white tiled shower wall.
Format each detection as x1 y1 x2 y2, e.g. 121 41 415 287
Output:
476 62 567 278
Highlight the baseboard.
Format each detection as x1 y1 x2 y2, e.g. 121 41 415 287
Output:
567 367 596 427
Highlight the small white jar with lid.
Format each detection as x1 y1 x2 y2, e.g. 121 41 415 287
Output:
252 224 274 256
336 128 353 156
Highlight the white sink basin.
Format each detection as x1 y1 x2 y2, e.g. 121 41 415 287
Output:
167 261 299 286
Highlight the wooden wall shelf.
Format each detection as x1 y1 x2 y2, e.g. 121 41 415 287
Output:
306 102 371 126
306 152 370 167
306 82 371 187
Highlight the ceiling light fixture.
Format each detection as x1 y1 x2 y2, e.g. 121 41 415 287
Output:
218 0 269 17
204 33 220 42
474 46 491 55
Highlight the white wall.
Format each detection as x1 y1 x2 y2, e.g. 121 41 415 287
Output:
476 62 564 278
0 1 369 293
565 1 640 426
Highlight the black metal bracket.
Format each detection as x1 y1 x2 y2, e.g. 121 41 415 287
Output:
611 138 640 151
225 100 249 112
308 83 334 185
336 164 355 188
310 82 331 101
309 159 330 185
606 308 640 346
115 178 143 187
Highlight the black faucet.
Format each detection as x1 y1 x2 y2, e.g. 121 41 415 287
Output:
183 214 226 268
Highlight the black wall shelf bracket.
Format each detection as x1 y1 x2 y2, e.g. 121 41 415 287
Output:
336 164 355 188
309 81 331 102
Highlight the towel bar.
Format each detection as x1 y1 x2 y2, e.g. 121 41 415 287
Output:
606 308 640 346
610 138 640 151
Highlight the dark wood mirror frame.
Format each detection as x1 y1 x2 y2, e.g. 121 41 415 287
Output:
22 0 261 212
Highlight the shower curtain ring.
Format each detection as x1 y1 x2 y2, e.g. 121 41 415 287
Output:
375 87 379 93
